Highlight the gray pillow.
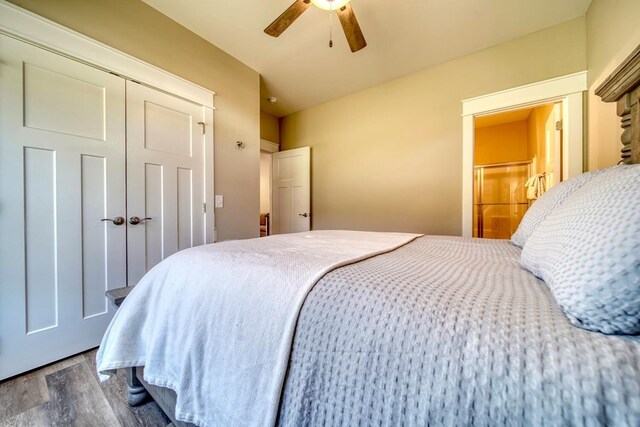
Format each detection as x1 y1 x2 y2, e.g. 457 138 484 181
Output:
520 164 640 334
510 168 609 248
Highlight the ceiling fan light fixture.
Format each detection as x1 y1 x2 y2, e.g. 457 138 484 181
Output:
265 0 366 53
310 0 351 11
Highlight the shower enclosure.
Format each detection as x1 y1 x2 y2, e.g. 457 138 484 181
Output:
473 161 531 239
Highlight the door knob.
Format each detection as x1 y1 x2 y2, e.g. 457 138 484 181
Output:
129 216 152 225
101 216 125 226
298 213 309 218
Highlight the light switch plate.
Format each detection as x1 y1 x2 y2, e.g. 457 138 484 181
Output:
215 195 224 208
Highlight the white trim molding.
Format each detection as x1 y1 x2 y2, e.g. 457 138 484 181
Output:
0 0 215 109
460 71 587 237
260 139 280 153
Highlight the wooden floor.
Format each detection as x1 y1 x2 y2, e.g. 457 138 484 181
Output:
0 349 170 426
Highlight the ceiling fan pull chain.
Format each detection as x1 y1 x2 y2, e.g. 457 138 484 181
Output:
329 2 333 47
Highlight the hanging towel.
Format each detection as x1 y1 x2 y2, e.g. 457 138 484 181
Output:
525 173 547 200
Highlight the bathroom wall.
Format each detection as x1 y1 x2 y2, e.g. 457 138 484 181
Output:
474 121 529 166
527 104 555 174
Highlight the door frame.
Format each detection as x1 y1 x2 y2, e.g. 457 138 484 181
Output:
461 71 587 237
260 139 279 235
0 0 216 243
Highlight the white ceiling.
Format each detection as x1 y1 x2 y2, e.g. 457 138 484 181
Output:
142 0 592 117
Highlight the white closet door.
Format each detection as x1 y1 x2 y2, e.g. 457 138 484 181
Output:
126 82 207 284
0 35 127 380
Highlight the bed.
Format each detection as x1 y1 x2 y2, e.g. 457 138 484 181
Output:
97 45 640 427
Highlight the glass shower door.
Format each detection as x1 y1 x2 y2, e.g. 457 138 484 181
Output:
474 163 530 239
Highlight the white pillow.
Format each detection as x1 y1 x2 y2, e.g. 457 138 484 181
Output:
520 164 640 334
510 168 610 248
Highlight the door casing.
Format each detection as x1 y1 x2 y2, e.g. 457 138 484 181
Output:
461 72 587 237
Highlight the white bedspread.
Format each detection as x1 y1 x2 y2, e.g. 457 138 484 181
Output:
96 230 420 427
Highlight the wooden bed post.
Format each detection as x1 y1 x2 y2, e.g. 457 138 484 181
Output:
105 288 148 406
595 44 640 164
616 91 640 164
125 367 149 406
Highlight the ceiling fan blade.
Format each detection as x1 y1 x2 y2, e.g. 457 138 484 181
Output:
337 4 367 53
264 0 311 37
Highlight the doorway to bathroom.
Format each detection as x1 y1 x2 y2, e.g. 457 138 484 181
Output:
473 102 562 238
460 72 586 238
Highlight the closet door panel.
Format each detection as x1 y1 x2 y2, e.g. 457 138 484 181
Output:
23 62 107 140
144 162 165 270
177 167 194 251
0 35 126 380
23 147 58 333
126 82 206 285
81 154 111 318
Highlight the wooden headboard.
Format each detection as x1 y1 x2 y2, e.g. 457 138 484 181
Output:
595 44 640 165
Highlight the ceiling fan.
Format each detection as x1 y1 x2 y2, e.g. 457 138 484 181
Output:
264 0 367 53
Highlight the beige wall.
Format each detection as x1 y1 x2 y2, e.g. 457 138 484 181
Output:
8 0 261 241
475 121 529 166
281 18 586 235
586 0 640 170
260 111 280 144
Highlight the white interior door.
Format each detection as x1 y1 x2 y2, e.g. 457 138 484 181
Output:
0 35 127 379
126 81 210 284
271 147 311 234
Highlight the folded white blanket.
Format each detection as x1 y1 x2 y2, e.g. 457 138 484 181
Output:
96 230 421 427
